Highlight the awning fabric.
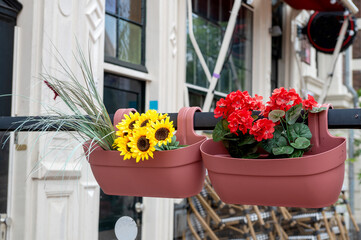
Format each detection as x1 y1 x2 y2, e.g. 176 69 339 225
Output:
283 0 345 12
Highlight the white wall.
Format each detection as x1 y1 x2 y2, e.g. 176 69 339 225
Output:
9 0 104 239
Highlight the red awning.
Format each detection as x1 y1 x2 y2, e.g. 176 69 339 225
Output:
283 0 345 12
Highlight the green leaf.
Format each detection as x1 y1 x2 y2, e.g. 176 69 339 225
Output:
262 126 284 153
272 146 294 155
290 149 304 158
243 153 260 159
212 119 229 142
277 136 288 147
309 107 327 113
286 103 302 125
290 137 310 149
269 110 285 123
238 134 256 147
289 123 312 141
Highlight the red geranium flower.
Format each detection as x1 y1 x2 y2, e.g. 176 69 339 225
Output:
214 98 229 119
302 94 319 110
263 87 302 117
227 109 254 135
249 118 275 142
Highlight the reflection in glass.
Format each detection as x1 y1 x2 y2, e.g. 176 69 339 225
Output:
119 0 142 23
186 1 253 108
106 0 117 14
100 73 145 240
105 15 117 58
117 20 142 65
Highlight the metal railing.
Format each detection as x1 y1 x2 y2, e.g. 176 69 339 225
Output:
1 108 361 132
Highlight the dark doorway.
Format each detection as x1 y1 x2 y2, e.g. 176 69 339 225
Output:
0 0 22 220
98 73 145 240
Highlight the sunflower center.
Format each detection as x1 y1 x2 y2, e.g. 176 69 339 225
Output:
128 121 136 130
137 136 150 152
140 119 149 127
155 128 170 141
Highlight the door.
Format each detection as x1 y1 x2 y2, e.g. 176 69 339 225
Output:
99 73 145 240
0 1 22 239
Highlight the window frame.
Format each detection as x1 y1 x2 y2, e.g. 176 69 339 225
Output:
104 0 147 73
185 2 254 108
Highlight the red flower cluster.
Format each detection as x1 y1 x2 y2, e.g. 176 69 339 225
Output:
250 118 275 142
302 94 319 110
263 87 302 117
214 88 320 143
214 90 271 141
214 90 264 119
228 109 253 134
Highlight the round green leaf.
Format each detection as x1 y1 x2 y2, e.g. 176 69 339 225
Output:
269 110 285 123
272 146 294 155
290 137 310 149
289 123 312 141
277 136 288 147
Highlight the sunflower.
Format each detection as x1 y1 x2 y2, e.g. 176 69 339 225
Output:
115 136 134 160
158 112 168 121
116 112 140 135
134 110 159 129
150 118 175 146
128 128 156 162
113 136 122 149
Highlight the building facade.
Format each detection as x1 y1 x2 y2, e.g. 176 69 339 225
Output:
1 0 360 239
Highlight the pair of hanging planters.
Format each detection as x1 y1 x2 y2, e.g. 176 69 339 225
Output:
85 103 346 208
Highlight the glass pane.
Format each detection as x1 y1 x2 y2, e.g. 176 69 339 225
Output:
118 0 142 23
105 15 117 58
106 0 117 14
103 73 145 114
117 20 142 65
0 132 9 213
98 191 142 240
101 74 145 240
186 2 253 95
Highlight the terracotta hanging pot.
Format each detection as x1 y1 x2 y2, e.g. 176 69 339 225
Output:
84 107 206 198
201 105 346 208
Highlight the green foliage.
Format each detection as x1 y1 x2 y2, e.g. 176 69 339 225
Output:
269 110 285 123
154 136 186 151
262 119 312 158
273 146 294 155
13 44 115 151
212 120 229 142
290 137 311 150
309 107 327 113
289 123 312 141
286 104 302 125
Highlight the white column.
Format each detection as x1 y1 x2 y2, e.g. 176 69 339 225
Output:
10 0 105 239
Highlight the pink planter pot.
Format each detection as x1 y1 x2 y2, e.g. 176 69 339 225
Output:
85 107 206 198
201 105 346 208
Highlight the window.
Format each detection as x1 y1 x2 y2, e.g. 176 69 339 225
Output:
104 0 146 71
186 0 253 108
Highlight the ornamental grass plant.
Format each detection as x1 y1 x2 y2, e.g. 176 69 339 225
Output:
9 45 183 166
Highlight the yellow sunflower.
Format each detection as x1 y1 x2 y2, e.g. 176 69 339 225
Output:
158 112 168 121
115 136 134 160
128 128 156 162
150 118 175 146
134 110 159 129
113 136 122 149
116 112 140 135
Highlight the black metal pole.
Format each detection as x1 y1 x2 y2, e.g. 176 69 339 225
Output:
1 108 361 132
